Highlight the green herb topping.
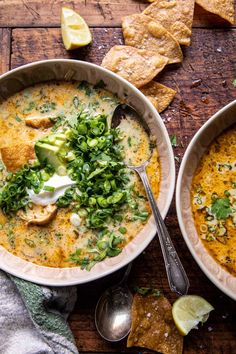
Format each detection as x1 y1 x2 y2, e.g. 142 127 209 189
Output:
211 197 232 220
134 286 161 297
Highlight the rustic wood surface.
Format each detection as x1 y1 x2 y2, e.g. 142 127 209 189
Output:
0 1 235 27
1 0 236 353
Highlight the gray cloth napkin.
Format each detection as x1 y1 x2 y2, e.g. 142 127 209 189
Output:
0 270 79 354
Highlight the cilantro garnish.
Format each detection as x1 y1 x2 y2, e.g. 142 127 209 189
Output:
128 136 132 147
23 101 36 113
134 287 161 297
78 81 93 96
211 198 232 220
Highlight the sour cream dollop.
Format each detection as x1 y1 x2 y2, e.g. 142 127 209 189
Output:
27 174 76 206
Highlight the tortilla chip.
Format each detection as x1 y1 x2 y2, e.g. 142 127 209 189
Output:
122 14 183 64
127 294 183 354
140 81 176 113
0 143 36 172
101 45 168 88
25 115 54 129
143 0 195 46
196 0 234 24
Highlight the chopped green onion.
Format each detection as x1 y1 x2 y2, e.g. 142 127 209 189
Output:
15 115 22 122
73 96 79 109
24 238 36 248
43 186 55 192
118 227 127 234
170 135 178 148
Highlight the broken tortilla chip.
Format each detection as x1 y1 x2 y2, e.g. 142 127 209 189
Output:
143 0 195 46
122 14 183 64
25 115 54 129
101 45 168 88
127 293 183 354
140 81 176 113
0 143 36 172
195 0 234 24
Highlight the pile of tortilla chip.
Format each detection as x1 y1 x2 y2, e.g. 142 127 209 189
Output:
127 292 183 354
102 0 195 113
101 0 234 113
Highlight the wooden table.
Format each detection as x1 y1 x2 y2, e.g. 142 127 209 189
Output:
0 1 236 353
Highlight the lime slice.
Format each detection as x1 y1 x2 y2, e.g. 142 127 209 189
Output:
172 295 214 336
61 7 92 50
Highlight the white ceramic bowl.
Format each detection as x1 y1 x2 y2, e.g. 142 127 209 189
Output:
0 59 175 286
176 100 236 300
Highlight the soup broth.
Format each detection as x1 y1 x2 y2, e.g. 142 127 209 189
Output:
0 81 160 268
191 126 236 276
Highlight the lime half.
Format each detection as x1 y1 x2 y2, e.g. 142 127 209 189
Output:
61 7 92 50
172 295 214 336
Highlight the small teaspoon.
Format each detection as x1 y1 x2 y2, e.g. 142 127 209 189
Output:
95 263 133 342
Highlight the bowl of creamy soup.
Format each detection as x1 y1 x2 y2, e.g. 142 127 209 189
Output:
0 59 175 285
176 100 236 300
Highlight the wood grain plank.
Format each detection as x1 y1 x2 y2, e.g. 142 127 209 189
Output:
0 28 11 75
11 27 236 353
0 0 145 27
11 28 123 66
1 0 235 27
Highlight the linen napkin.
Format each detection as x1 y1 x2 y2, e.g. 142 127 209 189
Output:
0 270 78 354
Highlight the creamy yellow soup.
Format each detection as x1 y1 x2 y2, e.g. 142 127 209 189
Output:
191 126 236 276
0 81 160 268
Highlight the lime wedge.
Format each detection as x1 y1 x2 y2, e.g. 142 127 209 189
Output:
61 7 92 50
172 295 214 336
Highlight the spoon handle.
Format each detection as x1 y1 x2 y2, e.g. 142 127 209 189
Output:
120 262 132 285
134 164 190 295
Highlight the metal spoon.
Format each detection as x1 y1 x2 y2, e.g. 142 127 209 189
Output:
95 263 133 342
112 104 190 296
95 105 189 342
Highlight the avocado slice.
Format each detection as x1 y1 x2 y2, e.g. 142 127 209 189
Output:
54 139 66 147
35 129 72 174
54 133 68 140
35 142 63 170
